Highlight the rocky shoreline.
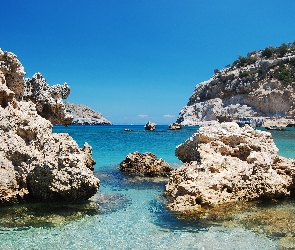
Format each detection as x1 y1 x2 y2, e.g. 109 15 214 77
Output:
176 42 295 126
0 49 99 205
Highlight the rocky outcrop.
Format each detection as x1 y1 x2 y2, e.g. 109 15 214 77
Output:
64 102 112 125
120 152 173 177
0 49 99 205
176 43 295 126
168 123 182 130
165 122 295 212
24 73 73 126
144 121 156 131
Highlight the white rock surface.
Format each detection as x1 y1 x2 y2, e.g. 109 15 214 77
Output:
176 48 295 126
165 122 295 212
64 102 112 125
0 49 99 204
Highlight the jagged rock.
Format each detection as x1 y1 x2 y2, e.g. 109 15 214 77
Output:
120 152 173 177
168 123 182 130
165 122 295 212
0 49 26 100
176 44 295 126
26 141 98 202
24 73 73 126
144 121 156 131
64 102 112 125
0 49 99 204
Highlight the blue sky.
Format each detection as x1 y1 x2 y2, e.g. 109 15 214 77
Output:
1 1 295 124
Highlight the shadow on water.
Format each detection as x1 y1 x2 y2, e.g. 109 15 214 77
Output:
0 201 99 229
148 195 209 233
149 195 295 249
0 192 133 230
95 168 170 191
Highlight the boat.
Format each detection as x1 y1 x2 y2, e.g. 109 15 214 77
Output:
123 128 134 132
265 126 287 131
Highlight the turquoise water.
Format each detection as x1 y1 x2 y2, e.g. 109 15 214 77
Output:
1 125 295 249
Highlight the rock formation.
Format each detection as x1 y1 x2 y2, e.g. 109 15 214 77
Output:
168 122 182 130
120 152 173 177
144 121 156 131
0 49 99 205
176 42 295 126
165 122 295 212
24 73 73 126
64 102 112 125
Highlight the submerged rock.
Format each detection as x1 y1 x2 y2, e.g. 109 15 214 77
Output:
144 121 156 131
165 122 295 212
0 49 99 204
120 152 173 177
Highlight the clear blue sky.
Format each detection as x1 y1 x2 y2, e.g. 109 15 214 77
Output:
1 1 295 124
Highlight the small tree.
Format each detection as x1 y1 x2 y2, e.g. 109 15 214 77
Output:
262 47 273 59
278 43 288 57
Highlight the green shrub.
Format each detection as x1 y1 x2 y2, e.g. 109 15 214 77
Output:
278 43 288 57
262 47 273 58
274 64 295 85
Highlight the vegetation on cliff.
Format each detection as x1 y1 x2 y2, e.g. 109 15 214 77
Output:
177 41 295 125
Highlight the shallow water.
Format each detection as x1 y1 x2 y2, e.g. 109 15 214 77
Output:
1 125 295 249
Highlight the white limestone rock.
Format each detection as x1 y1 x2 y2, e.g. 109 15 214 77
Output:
24 73 73 126
165 122 295 212
0 49 99 204
176 48 295 126
64 102 112 125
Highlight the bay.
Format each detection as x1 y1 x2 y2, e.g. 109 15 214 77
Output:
0 125 295 249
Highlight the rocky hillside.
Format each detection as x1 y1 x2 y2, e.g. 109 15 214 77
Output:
64 102 112 125
176 42 295 125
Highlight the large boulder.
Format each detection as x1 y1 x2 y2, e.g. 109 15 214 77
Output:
165 122 295 212
0 49 99 204
120 152 173 177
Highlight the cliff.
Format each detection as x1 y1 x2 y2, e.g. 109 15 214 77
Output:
64 102 112 125
0 49 99 204
176 42 295 125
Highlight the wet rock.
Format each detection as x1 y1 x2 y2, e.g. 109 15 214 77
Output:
120 152 173 177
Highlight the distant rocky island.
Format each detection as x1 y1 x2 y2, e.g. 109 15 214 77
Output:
176 42 295 126
64 102 112 125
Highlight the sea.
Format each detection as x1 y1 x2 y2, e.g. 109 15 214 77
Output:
1 125 295 250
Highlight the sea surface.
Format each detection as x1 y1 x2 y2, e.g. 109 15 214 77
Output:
1 125 295 249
